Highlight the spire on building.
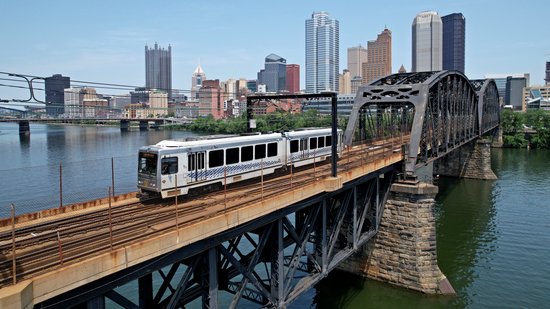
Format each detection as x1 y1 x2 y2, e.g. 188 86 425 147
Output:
399 64 407 73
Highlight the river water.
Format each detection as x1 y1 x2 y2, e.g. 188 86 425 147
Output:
1 123 549 308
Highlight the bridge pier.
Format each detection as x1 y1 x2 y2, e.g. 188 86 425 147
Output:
338 180 455 295
434 139 497 180
139 120 149 131
18 120 30 136
120 120 130 131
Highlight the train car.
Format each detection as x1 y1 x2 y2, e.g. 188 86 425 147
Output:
283 128 343 167
137 128 343 199
138 133 283 199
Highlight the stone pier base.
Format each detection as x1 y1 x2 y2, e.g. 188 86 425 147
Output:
339 181 455 295
434 139 497 180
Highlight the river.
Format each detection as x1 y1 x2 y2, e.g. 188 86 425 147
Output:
1 123 549 308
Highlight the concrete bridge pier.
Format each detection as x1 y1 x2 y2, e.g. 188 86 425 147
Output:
120 120 130 131
18 120 30 136
139 120 149 131
339 180 455 295
434 139 497 180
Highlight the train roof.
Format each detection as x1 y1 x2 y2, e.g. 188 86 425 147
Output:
139 132 283 153
284 128 340 138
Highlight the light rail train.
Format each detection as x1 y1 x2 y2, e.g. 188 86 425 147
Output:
137 128 343 199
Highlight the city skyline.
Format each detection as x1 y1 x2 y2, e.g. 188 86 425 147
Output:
1 0 550 101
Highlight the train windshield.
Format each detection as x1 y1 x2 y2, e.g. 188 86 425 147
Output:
138 152 158 176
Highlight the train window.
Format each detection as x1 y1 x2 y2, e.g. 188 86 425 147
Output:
161 157 178 175
139 152 157 175
226 147 239 165
318 136 325 148
255 144 266 159
242 146 253 162
188 154 195 171
326 135 332 147
197 152 205 169
209 150 224 168
290 140 299 153
310 137 317 150
267 142 278 157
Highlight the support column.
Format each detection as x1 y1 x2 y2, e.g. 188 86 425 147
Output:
120 120 130 131
339 181 455 295
492 127 504 148
434 138 497 180
139 120 149 131
138 273 154 308
18 120 30 136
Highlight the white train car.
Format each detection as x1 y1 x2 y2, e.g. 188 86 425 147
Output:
137 128 343 199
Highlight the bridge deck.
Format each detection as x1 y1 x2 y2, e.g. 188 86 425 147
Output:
0 138 406 308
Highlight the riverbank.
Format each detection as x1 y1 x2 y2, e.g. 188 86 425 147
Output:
501 109 550 148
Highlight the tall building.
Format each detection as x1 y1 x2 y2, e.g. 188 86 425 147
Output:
364 28 392 84
257 54 287 93
347 45 367 79
199 79 225 119
145 43 172 98
545 61 550 85
442 13 465 72
338 69 351 94
191 64 206 101
286 64 300 94
45 74 70 116
305 11 339 93
486 73 530 109
412 11 442 72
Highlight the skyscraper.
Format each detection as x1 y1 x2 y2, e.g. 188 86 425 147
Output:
545 61 550 85
286 64 300 94
412 11 442 72
45 74 70 116
364 28 392 84
442 13 465 72
191 64 206 101
257 54 287 93
305 11 339 93
347 45 367 79
145 43 172 98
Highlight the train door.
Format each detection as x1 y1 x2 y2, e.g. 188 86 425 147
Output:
300 138 309 160
160 156 179 191
188 151 207 183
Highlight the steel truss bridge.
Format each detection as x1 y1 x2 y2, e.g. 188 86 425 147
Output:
0 71 500 309
344 70 500 175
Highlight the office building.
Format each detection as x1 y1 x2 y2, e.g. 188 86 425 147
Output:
523 85 550 110
364 28 392 84
485 73 530 108
191 64 206 101
347 45 367 79
64 87 98 118
45 74 70 116
412 11 442 72
130 87 168 117
305 11 339 93
286 64 300 94
442 13 465 72
199 79 225 119
145 43 172 98
339 70 351 95
545 62 550 85
257 54 287 93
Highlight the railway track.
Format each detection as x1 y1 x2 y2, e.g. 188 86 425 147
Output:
0 139 406 288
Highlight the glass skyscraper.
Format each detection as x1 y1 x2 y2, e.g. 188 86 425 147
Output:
442 13 465 72
305 11 339 93
257 54 287 93
145 43 172 99
412 11 442 72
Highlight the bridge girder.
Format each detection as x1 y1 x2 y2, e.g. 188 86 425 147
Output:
344 70 500 176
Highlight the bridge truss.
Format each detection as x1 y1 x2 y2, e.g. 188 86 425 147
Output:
344 70 500 176
37 166 397 309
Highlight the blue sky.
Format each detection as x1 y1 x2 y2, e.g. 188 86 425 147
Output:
1 0 549 101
